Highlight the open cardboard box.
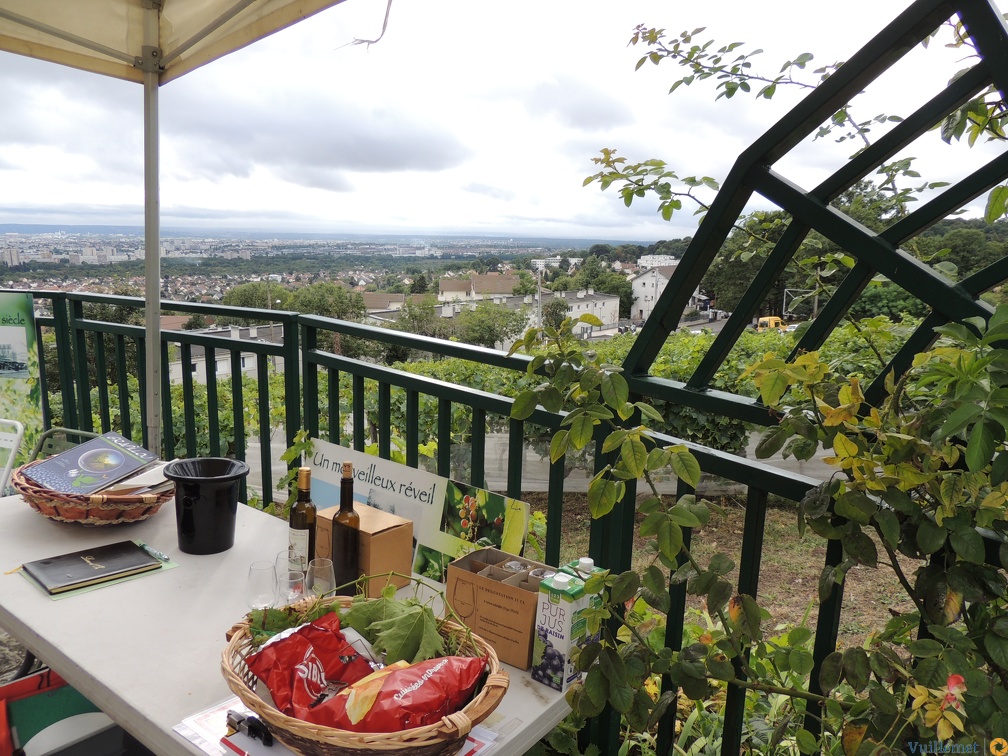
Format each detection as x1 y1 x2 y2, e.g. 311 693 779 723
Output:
446 547 553 669
315 502 413 598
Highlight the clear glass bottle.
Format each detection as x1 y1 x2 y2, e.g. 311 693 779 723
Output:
333 461 360 596
287 466 316 571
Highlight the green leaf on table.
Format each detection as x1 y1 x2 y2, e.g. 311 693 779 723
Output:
368 602 444 663
343 594 406 640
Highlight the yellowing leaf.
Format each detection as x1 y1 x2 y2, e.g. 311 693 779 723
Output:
823 406 857 427
841 722 867 756
832 434 859 459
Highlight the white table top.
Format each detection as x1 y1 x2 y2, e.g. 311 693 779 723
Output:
0 495 568 755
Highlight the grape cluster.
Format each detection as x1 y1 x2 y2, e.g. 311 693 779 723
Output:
531 627 565 690
455 493 505 542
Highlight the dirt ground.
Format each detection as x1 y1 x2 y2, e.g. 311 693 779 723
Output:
525 490 916 650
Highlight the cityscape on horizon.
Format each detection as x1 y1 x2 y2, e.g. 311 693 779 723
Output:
0 223 659 250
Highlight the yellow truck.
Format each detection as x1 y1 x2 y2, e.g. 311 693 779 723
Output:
756 316 786 332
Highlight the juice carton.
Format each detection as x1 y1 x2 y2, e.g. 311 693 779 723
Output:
560 556 606 581
531 572 603 692
560 557 606 644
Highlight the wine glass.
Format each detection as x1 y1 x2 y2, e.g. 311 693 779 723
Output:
305 558 335 597
277 548 306 576
245 561 278 610
278 569 306 605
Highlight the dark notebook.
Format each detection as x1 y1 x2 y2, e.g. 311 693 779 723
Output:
22 540 163 594
23 432 159 496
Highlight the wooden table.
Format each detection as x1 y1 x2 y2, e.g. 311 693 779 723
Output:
0 495 569 755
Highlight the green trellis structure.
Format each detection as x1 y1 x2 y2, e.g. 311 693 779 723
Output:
609 0 1008 752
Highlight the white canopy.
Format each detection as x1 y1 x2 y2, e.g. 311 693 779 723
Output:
0 0 349 454
0 0 345 84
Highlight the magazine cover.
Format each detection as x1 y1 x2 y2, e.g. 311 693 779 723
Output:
24 432 159 495
309 439 530 584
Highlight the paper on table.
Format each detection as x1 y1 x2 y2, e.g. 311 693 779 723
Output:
176 697 501 756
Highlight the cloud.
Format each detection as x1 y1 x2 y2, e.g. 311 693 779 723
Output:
524 77 634 130
161 87 471 185
464 183 515 201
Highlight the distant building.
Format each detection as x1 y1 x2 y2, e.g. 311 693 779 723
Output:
374 288 620 351
638 254 679 269
437 273 520 303
530 256 582 272
631 267 706 323
167 323 284 384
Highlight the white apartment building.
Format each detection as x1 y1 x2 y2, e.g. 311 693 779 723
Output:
638 254 680 269
631 267 706 323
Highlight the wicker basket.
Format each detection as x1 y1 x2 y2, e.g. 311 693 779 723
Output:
11 461 173 525
221 596 510 756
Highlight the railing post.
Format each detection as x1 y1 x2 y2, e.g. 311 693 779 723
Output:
50 293 78 430
283 316 300 452
721 486 769 756
68 298 92 431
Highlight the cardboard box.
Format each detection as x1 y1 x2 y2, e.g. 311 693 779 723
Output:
315 503 413 598
446 547 554 670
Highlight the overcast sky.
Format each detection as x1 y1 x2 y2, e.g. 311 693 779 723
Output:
0 0 1004 243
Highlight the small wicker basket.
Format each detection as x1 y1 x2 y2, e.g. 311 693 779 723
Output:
11 461 173 525
221 596 510 756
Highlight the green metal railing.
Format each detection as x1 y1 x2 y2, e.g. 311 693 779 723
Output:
16 287 825 753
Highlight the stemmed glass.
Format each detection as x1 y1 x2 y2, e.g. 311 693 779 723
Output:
278 569 306 606
245 561 278 610
305 558 335 597
277 548 307 577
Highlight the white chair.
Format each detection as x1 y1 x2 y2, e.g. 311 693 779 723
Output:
0 418 25 493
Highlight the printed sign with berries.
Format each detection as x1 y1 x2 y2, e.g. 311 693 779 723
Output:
309 439 530 585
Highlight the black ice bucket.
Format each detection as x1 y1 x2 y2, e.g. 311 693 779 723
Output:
164 457 250 555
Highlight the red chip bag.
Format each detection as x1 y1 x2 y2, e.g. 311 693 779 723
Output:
301 655 488 732
244 612 373 716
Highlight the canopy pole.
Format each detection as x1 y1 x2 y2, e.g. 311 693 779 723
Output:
141 2 162 457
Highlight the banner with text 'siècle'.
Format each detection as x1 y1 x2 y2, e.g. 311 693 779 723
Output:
0 293 40 469
309 439 529 583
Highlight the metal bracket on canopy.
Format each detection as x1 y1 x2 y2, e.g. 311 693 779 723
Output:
134 45 163 74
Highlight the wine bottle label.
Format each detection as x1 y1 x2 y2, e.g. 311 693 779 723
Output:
289 527 310 567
